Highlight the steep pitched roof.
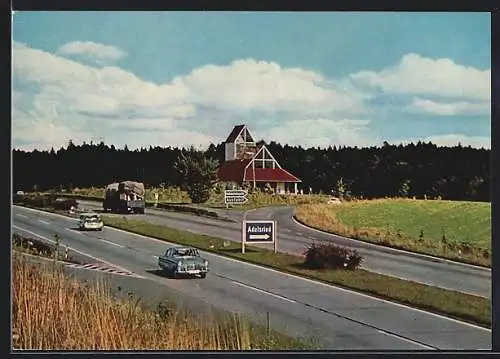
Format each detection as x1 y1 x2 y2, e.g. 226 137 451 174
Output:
218 160 301 183
225 125 246 143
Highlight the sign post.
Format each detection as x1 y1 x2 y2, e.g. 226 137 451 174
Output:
242 220 277 254
224 190 248 209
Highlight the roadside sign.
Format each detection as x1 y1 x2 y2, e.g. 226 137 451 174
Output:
225 190 247 196
224 189 248 205
225 196 248 204
242 220 277 254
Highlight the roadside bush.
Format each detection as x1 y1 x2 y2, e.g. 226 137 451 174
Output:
303 241 363 270
52 198 78 211
24 195 54 208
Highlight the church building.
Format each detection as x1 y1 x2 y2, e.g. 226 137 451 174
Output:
217 125 302 194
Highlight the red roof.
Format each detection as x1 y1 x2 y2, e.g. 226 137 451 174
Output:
244 167 301 183
218 160 301 183
218 159 251 182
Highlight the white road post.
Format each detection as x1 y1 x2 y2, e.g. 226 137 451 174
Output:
242 209 249 254
273 220 278 254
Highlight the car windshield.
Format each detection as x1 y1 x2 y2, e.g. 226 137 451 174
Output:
173 248 198 257
84 215 101 222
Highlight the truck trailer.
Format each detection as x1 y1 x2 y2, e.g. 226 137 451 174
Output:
103 181 145 214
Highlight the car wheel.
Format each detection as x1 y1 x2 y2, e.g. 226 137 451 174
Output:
167 266 176 278
200 273 207 279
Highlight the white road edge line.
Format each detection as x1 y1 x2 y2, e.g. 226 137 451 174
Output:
12 224 142 278
16 214 27 218
366 268 489 299
291 215 491 273
38 219 50 225
377 330 435 350
231 281 297 304
13 205 492 332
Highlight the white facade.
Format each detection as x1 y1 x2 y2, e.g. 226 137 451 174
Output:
225 142 236 161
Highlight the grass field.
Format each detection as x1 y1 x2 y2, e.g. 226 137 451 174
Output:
295 199 491 267
79 214 489 328
12 254 312 350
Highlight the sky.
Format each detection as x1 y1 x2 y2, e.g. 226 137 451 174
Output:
12 11 491 151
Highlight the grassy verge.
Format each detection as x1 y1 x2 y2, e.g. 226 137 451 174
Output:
206 190 329 211
99 215 490 328
295 199 491 268
12 253 313 350
57 186 192 203
34 192 232 222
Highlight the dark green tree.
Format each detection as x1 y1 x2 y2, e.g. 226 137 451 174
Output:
174 146 219 203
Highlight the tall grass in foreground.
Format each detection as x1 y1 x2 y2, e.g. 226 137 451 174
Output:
12 256 258 350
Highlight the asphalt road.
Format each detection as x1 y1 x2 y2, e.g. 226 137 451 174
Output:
77 200 491 298
12 205 491 350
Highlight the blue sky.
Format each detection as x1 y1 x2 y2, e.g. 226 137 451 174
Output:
12 11 491 151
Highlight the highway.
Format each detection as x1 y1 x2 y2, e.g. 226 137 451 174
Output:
77 200 491 298
12 205 491 350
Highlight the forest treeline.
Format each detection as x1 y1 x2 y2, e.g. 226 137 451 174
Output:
12 140 490 202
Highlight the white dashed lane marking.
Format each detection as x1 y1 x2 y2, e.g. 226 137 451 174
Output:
65 227 82 235
231 280 297 304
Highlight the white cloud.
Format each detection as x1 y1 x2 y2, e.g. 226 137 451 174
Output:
403 97 490 116
57 41 127 62
260 118 377 149
350 53 490 102
12 42 371 151
13 41 192 117
395 134 490 149
180 59 368 115
11 42 489 152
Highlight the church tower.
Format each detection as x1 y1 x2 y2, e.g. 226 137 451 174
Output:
224 124 258 162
